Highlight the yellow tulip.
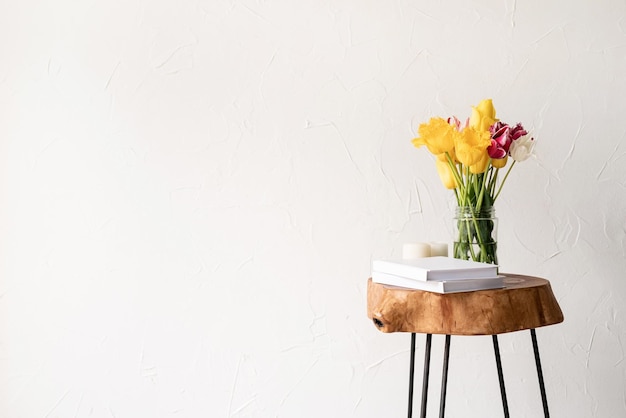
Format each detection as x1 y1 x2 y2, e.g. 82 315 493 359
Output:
469 153 490 174
454 127 491 167
436 149 457 163
412 117 457 155
435 159 457 189
492 155 508 168
469 99 498 132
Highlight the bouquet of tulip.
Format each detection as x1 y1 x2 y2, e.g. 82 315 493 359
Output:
412 99 535 264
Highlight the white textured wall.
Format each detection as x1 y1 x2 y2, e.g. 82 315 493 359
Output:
1 1 625 417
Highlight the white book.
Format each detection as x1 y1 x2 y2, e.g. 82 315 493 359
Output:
372 256 498 281
372 271 505 293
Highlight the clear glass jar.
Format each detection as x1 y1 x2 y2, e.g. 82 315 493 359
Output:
453 206 498 265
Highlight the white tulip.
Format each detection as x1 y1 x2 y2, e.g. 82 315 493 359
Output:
509 135 535 162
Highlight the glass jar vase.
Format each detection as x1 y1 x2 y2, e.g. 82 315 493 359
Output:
453 206 498 265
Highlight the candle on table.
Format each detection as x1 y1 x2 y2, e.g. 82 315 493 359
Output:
402 242 431 259
430 242 449 257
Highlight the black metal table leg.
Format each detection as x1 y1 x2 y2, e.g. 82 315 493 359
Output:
531 329 550 417
492 335 510 418
406 332 551 417
420 334 432 418
408 333 416 418
438 335 451 418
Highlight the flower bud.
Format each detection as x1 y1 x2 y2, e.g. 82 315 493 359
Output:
492 155 508 168
469 153 490 174
469 99 498 132
509 136 534 161
509 123 528 140
435 159 458 189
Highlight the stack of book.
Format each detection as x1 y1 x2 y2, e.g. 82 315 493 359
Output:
371 256 504 293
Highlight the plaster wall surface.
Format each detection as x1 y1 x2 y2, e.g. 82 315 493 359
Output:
1 1 625 417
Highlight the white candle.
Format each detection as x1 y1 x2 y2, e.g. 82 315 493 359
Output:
430 242 449 257
402 242 432 259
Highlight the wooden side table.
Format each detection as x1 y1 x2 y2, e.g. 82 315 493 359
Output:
367 274 564 418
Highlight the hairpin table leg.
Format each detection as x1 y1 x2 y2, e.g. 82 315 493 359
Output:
437 335 451 418
531 329 550 417
492 335 510 418
408 333 433 418
420 334 432 418
408 333 416 418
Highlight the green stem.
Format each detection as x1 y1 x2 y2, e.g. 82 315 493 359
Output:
475 162 490 212
469 213 480 260
445 153 464 203
493 160 517 203
490 168 499 197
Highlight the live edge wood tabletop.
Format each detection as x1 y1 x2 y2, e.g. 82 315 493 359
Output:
367 274 564 335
